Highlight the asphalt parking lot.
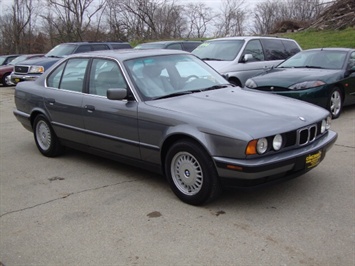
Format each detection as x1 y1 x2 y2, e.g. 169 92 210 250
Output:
0 85 354 265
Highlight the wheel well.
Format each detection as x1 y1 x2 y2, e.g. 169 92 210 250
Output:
228 77 242 87
333 84 345 103
161 134 209 174
30 111 45 127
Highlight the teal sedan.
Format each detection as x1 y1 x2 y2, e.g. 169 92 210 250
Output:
245 48 355 118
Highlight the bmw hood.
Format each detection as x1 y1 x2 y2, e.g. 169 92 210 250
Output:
145 87 329 139
251 68 343 87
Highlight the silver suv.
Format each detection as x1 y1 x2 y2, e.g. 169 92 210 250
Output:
192 36 302 87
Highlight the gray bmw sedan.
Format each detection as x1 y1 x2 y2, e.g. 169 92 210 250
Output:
13 49 337 205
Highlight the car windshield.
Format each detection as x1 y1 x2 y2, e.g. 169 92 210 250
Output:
192 40 244 61
0 56 8 65
278 50 348 70
134 43 166 49
46 44 77 57
124 54 229 101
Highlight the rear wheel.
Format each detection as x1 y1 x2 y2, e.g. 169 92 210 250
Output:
328 87 342 119
165 139 221 205
33 115 63 157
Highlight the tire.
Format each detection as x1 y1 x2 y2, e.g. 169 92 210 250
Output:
2 73 12 87
328 87 342 119
33 115 63 157
165 139 222 205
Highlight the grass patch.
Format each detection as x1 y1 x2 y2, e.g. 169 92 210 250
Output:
280 27 355 49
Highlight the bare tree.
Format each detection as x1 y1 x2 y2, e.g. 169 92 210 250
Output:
214 0 247 37
0 0 38 53
107 0 185 40
44 0 107 42
184 2 215 38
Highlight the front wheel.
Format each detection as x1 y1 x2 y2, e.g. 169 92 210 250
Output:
33 115 63 157
165 139 221 205
2 73 12 87
328 87 342 119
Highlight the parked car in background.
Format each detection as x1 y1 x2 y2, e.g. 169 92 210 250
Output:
192 36 302 87
134 40 203 52
10 42 132 85
0 54 20 66
245 48 355 119
0 54 44 86
13 49 337 205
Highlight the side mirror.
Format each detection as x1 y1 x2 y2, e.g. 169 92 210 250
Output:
107 88 127 100
242 54 254 63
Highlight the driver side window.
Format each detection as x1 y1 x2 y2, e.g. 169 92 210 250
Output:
347 52 355 70
241 40 265 61
88 59 127 97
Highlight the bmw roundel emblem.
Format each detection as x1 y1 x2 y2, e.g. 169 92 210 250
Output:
299 116 306 121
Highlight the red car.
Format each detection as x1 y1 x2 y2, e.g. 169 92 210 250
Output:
0 54 43 86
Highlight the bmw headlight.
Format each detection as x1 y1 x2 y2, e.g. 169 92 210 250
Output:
272 134 283 150
321 116 331 133
256 138 268 154
245 79 257 88
28 66 45 74
289 80 325 90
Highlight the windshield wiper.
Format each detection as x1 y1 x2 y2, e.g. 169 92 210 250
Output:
154 85 229 100
200 57 222 61
200 84 229 91
294 65 324 69
153 91 193 100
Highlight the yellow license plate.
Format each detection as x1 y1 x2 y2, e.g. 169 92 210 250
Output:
306 151 322 169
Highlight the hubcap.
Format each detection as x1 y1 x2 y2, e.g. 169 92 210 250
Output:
171 152 203 195
36 120 51 151
330 90 341 117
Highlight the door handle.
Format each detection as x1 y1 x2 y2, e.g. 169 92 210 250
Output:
85 105 95 112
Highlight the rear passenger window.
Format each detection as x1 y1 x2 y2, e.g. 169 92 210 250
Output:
47 59 89 91
241 40 264 61
91 44 110 51
75 45 91 53
261 39 287 60
167 43 183 50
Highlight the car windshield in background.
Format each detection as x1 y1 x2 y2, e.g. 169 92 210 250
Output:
192 40 245 61
124 54 228 100
8 55 30 65
0 56 8 65
46 44 77 57
278 50 348 69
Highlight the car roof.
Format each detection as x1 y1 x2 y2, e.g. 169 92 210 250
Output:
138 40 202 45
59 42 130 45
67 49 190 61
207 36 296 42
302 47 354 52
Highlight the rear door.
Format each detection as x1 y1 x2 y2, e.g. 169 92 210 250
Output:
44 58 89 144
